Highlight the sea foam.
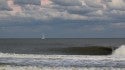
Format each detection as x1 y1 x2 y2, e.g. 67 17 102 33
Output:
113 45 125 57
0 66 125 70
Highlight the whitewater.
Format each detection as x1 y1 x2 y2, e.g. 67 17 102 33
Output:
0 45 125 70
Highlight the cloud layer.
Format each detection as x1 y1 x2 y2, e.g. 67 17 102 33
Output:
0 0 125 21
0 0 125 38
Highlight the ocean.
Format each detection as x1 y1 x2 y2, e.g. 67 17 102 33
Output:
0 38 125 70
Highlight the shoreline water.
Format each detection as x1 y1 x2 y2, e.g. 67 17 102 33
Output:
0 66 125 70
0 45 125 68
0 38 125 69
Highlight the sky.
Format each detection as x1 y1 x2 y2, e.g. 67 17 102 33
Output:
0 0 125 38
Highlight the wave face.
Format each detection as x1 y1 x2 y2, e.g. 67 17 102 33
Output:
113 45 125 57
0 38 124 55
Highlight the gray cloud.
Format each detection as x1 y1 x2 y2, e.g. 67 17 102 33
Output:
66 6 96 15
0 0 124 22
52 0 82 6
0 0 11 11
107 0 125 11
84 0 103 8
111 23 125 29
14 0 41 5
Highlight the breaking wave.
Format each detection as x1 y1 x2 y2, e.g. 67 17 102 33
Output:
113 45 125 57
0 45 125 57
0 45 125 69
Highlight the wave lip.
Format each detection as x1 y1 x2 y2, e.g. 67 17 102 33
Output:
112 45 125 57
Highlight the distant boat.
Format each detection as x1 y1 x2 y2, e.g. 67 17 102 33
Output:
41 34 45 39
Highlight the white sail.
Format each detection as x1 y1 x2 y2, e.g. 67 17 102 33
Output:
41 34 45 39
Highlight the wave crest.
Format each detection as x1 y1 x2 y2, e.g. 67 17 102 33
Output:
113 45 125 57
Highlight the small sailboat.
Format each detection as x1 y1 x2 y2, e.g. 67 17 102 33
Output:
41 34 45 39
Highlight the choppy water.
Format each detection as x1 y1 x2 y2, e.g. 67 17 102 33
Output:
0 38 125 70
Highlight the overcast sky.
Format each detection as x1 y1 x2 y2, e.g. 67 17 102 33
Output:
0 0 125 38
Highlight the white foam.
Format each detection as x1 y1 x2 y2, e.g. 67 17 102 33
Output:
0 66 125 70
0 61 124 70
0 52 116 61
113 45 125 57
0 52 125 68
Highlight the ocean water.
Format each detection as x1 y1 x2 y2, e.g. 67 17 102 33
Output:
0 38 125 70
